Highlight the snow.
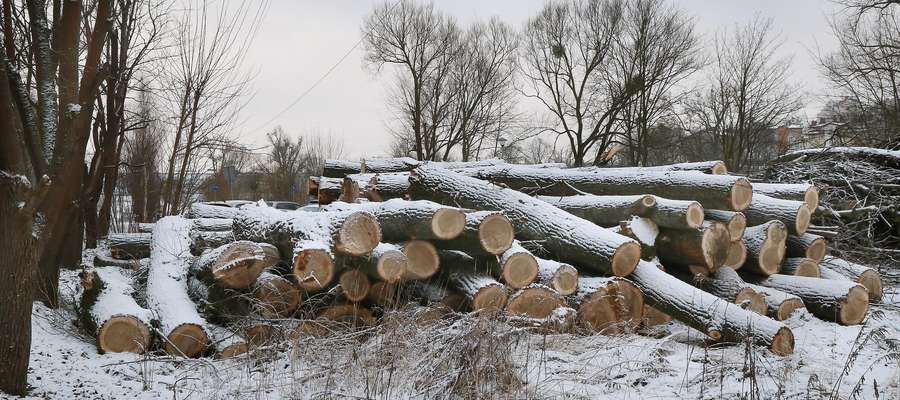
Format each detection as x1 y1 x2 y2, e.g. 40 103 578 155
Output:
66 103 81 114
87 267 152 325
147 216 207 334
627 216 658 246
784 146 900 160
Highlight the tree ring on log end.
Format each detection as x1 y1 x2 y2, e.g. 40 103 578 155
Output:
98 315 151 354
431 208 466 240
792 258 820 278
776 298 805 321
795 205 811 235
700 222 730 270
611 242 641 276
804 187 819 210
473 284 508 311
727 213 747 242
731 178 753 211
770 326 795 356
218 342 249 359
377 250 407 283
724 240 747 269
402 240 439 280
551 264 579 296
710 161 728 175
839 286 869 325
858 270 883 302
501 253 539 289
506 286 563 319
640 195 657 209
477 213 514 255
294 249 335 290
806 238 827 262
339 269 371 302
165 323 209 358
255 275 301 318
336 212 381 256
686 202 705 229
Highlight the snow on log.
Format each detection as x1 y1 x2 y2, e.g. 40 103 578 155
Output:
402 240 440 280
192 241 281 289
751 182 819 210
137 223 154 233
612 217 659 260
786 233 828 262
189 230 235 256
741 221 787 276
628 260 794 355
819 256 883 302
317 177 344 205
192 218 233 232
741 273 868 325
772 146 900 168
323 159 362 178
78 267 153 354
337 242 407 283
107 233 151 260
535 257 579 296
656 222 730 272
366 173 411 201
724 240 747 270
185 202 238 219
325 199 466 241
148 216 210 357
438 250 509 311
577 160 728 175
505 284 565 319
742 194 811 235
779 257 820 277
433 210 514 256
744 283 806 321
409 165 641 276
567 276 644 333
361 157 418 173
537 194 704 230
690 267 767 315
704 210 747 242
458 165 753 211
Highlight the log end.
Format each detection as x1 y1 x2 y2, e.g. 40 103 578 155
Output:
734 288 767 315
806 238 828 263
775 298 805 321
839 285 870 325
402 240 440 280
319 304 376 328
377 250 408 283
770 326 795 356
165 323 209 358
213 242 271 289
724 240 747 270
339 269 372 303
804 186 820 210
795 204 811 235
472 283 509 311
727 212 747 242
640 195 657 209
686 202 705 229
367 281 400 307
502 253 539 289
758 222 788 275
336 212 382 256
431 208 466 240
858 270 883 302
477 213 515 255
641 305 672 327
578 279 644 333
506 286 563 319
710 161 728 175
245 324 274 347
611 241 642 277
293 248 336 291
731 178 754 211
217 342 249 359
255 275 301 318
792 258 820 278
97 315 152 354
701 222 731 271
550 264 580 296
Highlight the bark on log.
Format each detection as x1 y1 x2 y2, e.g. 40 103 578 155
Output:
613 160 728 175
819 256 883 302
567 276 644 333
535 257 579 296
744 283 806 321
409 166 641 276
691 267 767 315
192 218 233 232
785 233 828 262
402 240 440 280
724 240 747 270
742 194 811 235
458 165 753 211
78 267 153 353
148 217 210 357
742 273 868 325
361 157 418 173
326 199 466 241
505 284 565 319
193 241 281 290
323 159 362 178
317 177 344 205
438 250 509 311
752 182 819 210
185 202 238 219
780 257 820 278
704 210 747 242
338 242 407 283
741 221 788 276
629 260 794 355
366 173 411 201
108 233 151 260
433 210 514 256
189 230 235 256
537 194 704 230
656 222 731 271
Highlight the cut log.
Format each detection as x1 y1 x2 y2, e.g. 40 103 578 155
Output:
704 210 747 242
361 157 418 173
642 306 672 327
742 194 811 235
185 202 240 219
656 222 730 272
567 276 644 333
439 251 509 311
819 256 883 302
785 233 827 262
323 159 362 178
459 165 753 211
366 172 411 201
752 182 819 210
494 241 539 289
318 304 377 328
193 241 281 290
326 199 466 241
338 242 407 283
307 176 320 196
366 281 401 308
742 273 868 325
189 230 235 256
78 268 153 354
338 269 371 303
744 283 806 321
434 210 514 256
108 233 151 260
779 257 820 277
612 217 659 260
409 165 641 276
192 218 233 232
690 267 767 315
505 284 565 319
634 160 728 175
629 260 794 355
724 240 747 270
148 217 210 357
340 176 362 203
292 241 336 291
538 194 704 230
252 272 301 318
93 252 144 269
741 221 787 276
317 177 344 205
535 257 579 296
402 240 440 280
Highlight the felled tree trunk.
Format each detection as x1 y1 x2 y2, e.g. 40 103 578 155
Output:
192 218 233 232
744 283 806 321
656 222 730 272
434 211 514 256
535 257 579 296
78 268 153 353
108 233 151 259
785 233 827 262
741 273 868 325
704 210 747 242
340 177 362 203
337 269 371 302
322 159 362 178
438 250 508 311
819 256 883 302
458 165 753 211
742 194 811 235
192 241 281 289
741 221 787 276
690 267 767 315
366 173 411 201
337 242 407 283
635 160 728 175
779 258 820 277
185 202 238 219
751 182 819 210
628 261 794 355
409 166 641 277
326 199 466 242
505 284 565 319
567 276 644 333
611 217 659 260
492 241 539 289
252 272 301 318
538 194 704 230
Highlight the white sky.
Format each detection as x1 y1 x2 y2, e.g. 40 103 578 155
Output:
235 0 842 159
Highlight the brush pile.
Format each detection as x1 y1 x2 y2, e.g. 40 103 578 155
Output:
80 157 886 359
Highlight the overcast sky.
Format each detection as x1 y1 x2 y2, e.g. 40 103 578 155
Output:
236 0 843 158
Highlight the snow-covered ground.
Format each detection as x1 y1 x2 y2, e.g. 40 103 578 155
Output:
6 269 900 399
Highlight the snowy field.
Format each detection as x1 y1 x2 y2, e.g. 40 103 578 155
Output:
3 269 898 400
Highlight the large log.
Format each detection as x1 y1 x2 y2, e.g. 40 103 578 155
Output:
402 240 440 280
366 173 411 201
193 241 281 289
434 210 514 256
535 257 579 296
494 241 539 289
656 222 731 272
108 233 151 259
629 260 794 355
458 165 753 211
785 233 827 262
567 276 644 333
316 177 344 205
505 284 565 319
338 268 371 303
638 160 728 175
148 217 210 357
741 221 787 276
78 268 153 354
704 210 747 242
742 273 868 325
338 242 408 283
751 182 819 210
361 157 418 173
440 251 509 311
185 202 238 219
745 283 806 321
690 267 767 315
325 199 466 241
322 159 362 178
779 257 820 277
537 194 704 230
819 256 883 302
409 165 641 276
742 194 811 235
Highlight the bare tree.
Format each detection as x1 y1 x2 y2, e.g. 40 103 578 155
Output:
258 127 304 201
683 17 802 173
124 88 165 224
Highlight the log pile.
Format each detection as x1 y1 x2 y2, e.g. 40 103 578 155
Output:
77 157 887 359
